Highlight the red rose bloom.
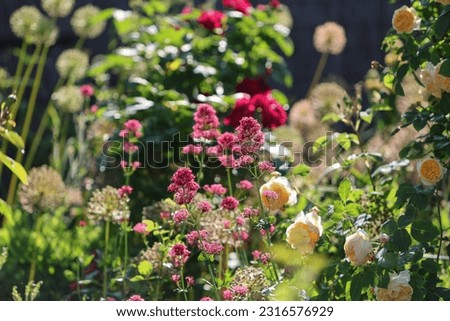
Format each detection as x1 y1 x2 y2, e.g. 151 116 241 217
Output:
223 0 252 15
224 96 255 128
251 93 287 129
235 77 271 96
270 0 281 8
198 10 225 31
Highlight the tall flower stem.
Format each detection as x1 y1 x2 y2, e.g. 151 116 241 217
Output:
7 46 49 205
436 191 443 263
226 167 234 196
13 42 29 92
103 219 111 298
306 53 328 98
0 45 41 178
180 266 189 301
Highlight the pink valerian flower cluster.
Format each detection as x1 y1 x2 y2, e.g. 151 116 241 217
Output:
118 185 133 197
200 297 214 301
223 0 252 15
197 10 225 31
237 179 253 190
172 208 189 224
120 119 143 139
192 104 220 141
168 168 200 205
120 160 140 170
221 196 239 210
252 250 271 265
133 222 149 235
203 183 227 195
270 0 281 8
231 117 265 167
127 295 144 301
258 161 275 173
182 144 202 155
196 200 212 213
201 241 224 255
80 84 94 97
206 132 241 168
186 230 209 246
223 285 249 300
169 243 191 267
243 207 259 218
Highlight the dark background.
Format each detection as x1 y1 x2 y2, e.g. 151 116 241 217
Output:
0 0 406 101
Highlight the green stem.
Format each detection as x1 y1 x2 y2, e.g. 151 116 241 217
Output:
436 191 443 263
123 221 128 297
7 46 49 205
0 45 41 178
306 53 328 98
24 112 49 170
226 167 233 196
103 219 111 298
13 42 29 92
180 266 188 301
75 38 85 50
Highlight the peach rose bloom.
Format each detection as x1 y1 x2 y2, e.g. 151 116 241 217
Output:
286 207 323 255
417 157 447 186
392 6 420 34
344 230 373 266
376 270 413 301
260 176 297 211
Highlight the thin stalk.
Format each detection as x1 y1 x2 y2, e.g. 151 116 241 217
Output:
306 53 328 98
7 46 49 205
75 38 85 50
226 167 234 196
122 221 128 297
180 266 188 301
24 112 49 170
436 191 443 263
13 42 29 92
103 219 111 298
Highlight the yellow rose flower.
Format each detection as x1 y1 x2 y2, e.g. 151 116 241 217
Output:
286 207 323 255
260 176 297 211
344 230 373 266
417 157 447 186
392 6 420 34
376 270 413 301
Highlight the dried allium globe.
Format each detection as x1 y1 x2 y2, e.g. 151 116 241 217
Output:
52 85 83 113
41 0 75 18
87 186 130 224
18 165 66 213
9 6 43 42
71 5 106 39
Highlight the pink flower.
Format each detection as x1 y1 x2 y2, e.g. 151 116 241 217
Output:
252 250 261 260
251 93 287 129
260 253 270 265
169 243 190 267
120 161 127 168
168 168 200 205
192 104 220 141
270 0 281 8
223 0 252 15
260 224 275 236
262 189 278 200
173 209 189 224
237 180 253 190
171 274 181 283
258 161 275 173
127 295 144 301
235 77 271 96
240 231 249 241
197 10 224 31
232 285 249 296
221 196 239 210
80 84 94 97
185 276 195 286
79 220 87 227
182 144 203 155
243 207 259 217
124 119 143 133
223 289 233 300
133 222 149 235
119 129 129 138
186 230 208 246
224 97 255 128
160 211 171 220
118 185 133 197
233 155 254 168
203 184 227 195
200 297 214 301
236 216 245 226
202 242 224 255
90 104 98 112
197 200 212 213
223 220 231 229
124 142 138 153
218 155 235 168
132 161 141 170
181 6 193 14
236 117 264 155
217 132 237 150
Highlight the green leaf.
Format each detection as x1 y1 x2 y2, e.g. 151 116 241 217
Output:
411 221 440 243
291 163 310 176
130 275 145 282
142 219 156 232
381 220 397 236
378 251 399 269
0 151 28 185
137 260 153 276
435 11 450 38
350 272 364 300
422 259 439 273
338 179 351 202
438 59 450 77
271 89 289 106
0 198 12 221
0 130 25 150
392 229 411 251
359 111 373 124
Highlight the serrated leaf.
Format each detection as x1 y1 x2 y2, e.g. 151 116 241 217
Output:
0 151 28 185
291 163 310 176
338 178 351 202
411 221 439 243
138 260 153 276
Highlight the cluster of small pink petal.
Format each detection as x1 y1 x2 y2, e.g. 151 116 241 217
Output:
223 289 233 301
260 224 276 236
236 117 264 155
133 222 149 235
258 161 275 173
223 220 231 229
185 276 195 286
80 84 94 97
127 295 144 301
242 207 259 218
233 230 249 242
237 180 253 190
232 285 249 296
120 119 143 139
262 189 278 200
196 200 213 213
168 243 191 267
123 142 139 154
221 196 239 210
203 183 227 195
232 155 254 168
168 168 200 205
200 297 214 301
202 241 224 255
182 144 203 155
252 250 271 265
160 211 171 220
172 209 189 224
171 274 181 283
192 104 220 141
236 216 245 226
120 161 141 170
186 230 209 247
118 185 133 197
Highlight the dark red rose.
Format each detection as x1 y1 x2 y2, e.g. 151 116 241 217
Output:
223 0 252 15
224 97 255 128
198 10 225 31
235 77 271 96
